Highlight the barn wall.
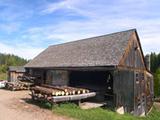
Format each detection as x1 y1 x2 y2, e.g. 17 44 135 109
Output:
145 72 154 113
114 70 134 113
119 33 145 70
117 32 153 115
29 69 46 85
133 71 146 116
8 71 24 82
114 68 153 116
46 70 69 86
29 69 69 86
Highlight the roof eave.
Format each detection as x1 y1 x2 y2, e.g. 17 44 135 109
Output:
25 65 116 71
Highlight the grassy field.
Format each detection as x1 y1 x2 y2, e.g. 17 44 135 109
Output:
0 73 7 80
52 103 160 120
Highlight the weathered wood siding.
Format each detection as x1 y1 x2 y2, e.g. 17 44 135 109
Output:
145 72 154 113
29 69 46 85
28 69 69 86
114 70 134 112
117 32 153 115
46 70 69 86
119 32 145 70
133 71 146 116
8 71 24 82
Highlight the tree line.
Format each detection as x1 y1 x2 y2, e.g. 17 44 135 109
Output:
150 52 160 97
0 53 28 73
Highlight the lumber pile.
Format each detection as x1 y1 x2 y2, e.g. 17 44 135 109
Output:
17 75 36 83
5 81 34 91
42 84 89 95
30 85 90 103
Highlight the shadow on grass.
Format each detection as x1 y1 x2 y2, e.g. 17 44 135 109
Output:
21 98 53 110
21 97 115 112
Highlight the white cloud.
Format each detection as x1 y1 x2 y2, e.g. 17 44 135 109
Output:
41 0 70 14
41 0 92 16
0 42 44 59
37 0 160 55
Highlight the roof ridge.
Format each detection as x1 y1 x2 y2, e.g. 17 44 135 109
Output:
49 28 136 48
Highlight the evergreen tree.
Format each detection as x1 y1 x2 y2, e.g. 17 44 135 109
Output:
0 53 28 73
154 68 160 96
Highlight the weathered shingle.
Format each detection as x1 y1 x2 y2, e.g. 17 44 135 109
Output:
25 29 136 68
8 66 25 72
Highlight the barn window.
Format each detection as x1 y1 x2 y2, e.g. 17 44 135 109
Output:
140 73 144 81
136 73 139 84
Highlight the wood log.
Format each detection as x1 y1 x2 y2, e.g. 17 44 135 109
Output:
31 85 90 98
32 86 65 96
31 86 53 95
41 84 66 91
61 91 65 96
62 86 89 94
65 92 69 96
62 86 79 95
41 84 76 95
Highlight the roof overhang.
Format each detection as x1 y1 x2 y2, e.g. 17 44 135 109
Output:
25 66 116 71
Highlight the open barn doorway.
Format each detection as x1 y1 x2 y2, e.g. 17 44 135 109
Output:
69 71 113 104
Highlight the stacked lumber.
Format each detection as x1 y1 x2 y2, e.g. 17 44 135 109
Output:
17 75 36 83
5 81 34 91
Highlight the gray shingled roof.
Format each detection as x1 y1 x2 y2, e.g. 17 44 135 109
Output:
8 66 25 72
25 29 136 68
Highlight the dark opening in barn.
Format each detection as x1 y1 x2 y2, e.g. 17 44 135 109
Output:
69 71 113 103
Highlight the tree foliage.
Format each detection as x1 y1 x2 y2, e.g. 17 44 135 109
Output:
154 68 160 96
149 52 160 97
150 52 160 73
0 53 28 73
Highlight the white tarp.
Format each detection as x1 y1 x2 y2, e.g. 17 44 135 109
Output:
0 81 6 88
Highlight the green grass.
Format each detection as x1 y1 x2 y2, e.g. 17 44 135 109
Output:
29 100 160 120
52 103 160 120
0 73 7 80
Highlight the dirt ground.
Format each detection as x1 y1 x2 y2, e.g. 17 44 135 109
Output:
0 89 73 120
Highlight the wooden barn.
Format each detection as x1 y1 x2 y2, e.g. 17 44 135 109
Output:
8 66 26 82
25 29 154 116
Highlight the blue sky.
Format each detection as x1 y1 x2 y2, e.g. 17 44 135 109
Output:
0 0 160 59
